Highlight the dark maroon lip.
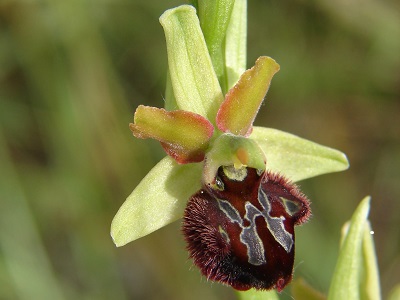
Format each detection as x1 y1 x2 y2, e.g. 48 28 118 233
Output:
182 166 311 291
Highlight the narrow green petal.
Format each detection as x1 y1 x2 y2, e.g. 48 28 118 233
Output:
217 57 280 136
198 0 235 93
130 105 214 163
111 156 202 247
250 127 349 182
360 221 381 300
225 0 247 90
160 5 224 123
236 289 279 300
327 196 371 300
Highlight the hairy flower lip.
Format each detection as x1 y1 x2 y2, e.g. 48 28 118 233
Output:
182 166 311 291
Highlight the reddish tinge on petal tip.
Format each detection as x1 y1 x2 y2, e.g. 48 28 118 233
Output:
216 56 280 136
160 142 205 164
130 105 214 163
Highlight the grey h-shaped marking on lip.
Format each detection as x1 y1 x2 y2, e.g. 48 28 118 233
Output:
218 198 266 265
242 202 267 265
258 187 293 253
217 188 294 266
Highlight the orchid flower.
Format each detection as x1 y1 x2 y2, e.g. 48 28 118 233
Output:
110 4 350 294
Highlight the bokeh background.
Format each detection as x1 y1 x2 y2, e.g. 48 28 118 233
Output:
1 0 399 299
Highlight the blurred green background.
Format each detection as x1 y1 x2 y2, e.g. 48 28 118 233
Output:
1 0 399 299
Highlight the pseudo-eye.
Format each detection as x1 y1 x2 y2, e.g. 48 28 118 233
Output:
182 166 311 291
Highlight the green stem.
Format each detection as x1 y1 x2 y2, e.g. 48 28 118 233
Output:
225 0 247 89
197 0 236 93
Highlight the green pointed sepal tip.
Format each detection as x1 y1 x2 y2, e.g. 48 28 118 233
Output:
250 127 349 182
111 156 202 247
159 5 224 123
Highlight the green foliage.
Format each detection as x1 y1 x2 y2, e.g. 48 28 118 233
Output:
291 278 326 300
237 289 279 300
327 197 379 300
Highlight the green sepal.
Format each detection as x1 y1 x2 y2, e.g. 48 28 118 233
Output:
249 127 349 182
217 57 280 136
110 157 202 247
327 196 371 300
160 5 224 123
203 133 266 186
